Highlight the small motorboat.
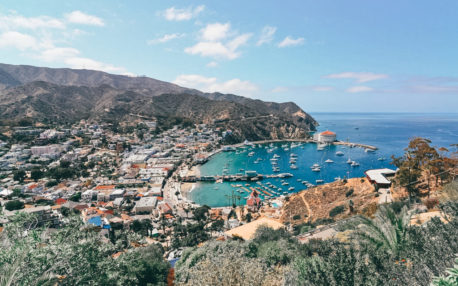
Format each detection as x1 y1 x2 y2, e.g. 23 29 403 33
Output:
336 151 344 156
325 159 334 163
316 179 324 184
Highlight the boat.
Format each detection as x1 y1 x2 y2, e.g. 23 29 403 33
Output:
334 177 341 181
288 187 295 191
347 158 353 164
283 148 289 151
297 179 302 182
248 151 255 157
302 180 309 184
336 151 344 156
312 167 321 172
316 179 324 184
325 159 334 163
290 164 298 169
279 173 294 178
290 153 298 158
273 154 280 158
365 148 375 153
311 163 320 169
351 161 360 167
378 157 386 161
281 182 289 186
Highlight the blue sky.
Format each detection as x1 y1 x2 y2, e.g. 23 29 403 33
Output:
1 0 457 112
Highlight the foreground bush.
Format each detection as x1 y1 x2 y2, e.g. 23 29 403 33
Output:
0 213 170 285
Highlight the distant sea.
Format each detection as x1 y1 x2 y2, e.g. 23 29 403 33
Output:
189 113 458 207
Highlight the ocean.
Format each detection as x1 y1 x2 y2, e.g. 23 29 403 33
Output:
189 113 458 207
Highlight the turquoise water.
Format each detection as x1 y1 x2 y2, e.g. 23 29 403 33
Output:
190 113 458 207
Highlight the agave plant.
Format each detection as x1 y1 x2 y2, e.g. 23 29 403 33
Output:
352 205 412 256
432 257 458 286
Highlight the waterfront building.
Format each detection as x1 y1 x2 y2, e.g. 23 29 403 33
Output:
313 130 337 143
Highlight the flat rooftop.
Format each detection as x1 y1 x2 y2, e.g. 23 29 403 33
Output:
365 168 397 185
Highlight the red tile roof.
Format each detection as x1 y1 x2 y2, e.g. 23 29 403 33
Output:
321 130 336 136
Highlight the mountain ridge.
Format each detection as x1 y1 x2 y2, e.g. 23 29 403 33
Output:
0 63 317 141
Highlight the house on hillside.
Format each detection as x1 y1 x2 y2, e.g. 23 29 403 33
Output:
365 168 397 188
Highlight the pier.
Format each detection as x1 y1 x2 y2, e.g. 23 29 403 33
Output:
180 173 294 183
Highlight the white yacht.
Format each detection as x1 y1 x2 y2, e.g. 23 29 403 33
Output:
336 151 344 156
351 161 360 167
325 159 334 163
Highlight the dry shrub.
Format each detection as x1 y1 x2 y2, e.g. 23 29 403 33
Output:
424 197 439 210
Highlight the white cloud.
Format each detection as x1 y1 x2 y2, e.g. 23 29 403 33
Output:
206 61 218 67
163 5 204 21
0 31 37 50
185 22 251 60
313 86 334 92
38 47 80 62
278 36 304 47
36 46 129 74
64 57 128 74
201 22 230 41
148 33 184 45
185 42 238 60
0 14 65 30
0 11 131 75
257 26 276 46
271 86 288 93
65 11 105 26
346 86 373 93
173 74 259 97
325 72 388 83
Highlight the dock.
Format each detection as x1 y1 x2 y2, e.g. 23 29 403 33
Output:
180 172 294 183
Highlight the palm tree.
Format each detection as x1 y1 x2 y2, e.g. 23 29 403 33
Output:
351 205 411 256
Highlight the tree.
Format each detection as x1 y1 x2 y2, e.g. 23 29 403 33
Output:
13 170 26 182
5 200 25 211
30 168 44 182
69 192 81 202
391 152 422 201
193 205 211 222
351 204 411 256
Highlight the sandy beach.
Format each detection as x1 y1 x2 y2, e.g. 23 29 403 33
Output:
180 165 201 200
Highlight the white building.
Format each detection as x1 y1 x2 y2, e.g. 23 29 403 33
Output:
134 196 157 213
31 145 62 157
313 130 337 143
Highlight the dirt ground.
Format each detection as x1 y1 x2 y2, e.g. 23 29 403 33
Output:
281 178 379 224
